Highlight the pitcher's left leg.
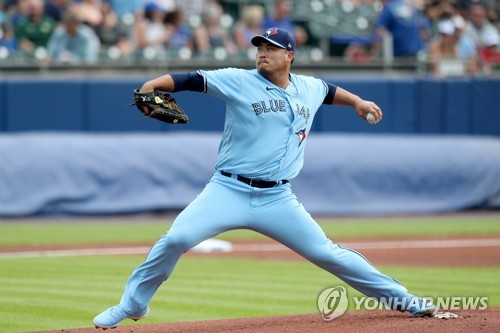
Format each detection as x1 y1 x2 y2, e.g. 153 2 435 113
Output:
252 188 431 314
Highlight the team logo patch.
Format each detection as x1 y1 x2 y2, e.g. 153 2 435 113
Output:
295 128 307 147
266 28 278 37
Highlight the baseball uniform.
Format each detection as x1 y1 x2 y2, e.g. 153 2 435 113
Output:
94 28 436 329
118 67 413 314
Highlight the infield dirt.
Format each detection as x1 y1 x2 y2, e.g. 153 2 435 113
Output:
33 309 500 333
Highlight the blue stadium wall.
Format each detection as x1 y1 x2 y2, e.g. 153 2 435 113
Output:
0 77 499 135
1 77 499 217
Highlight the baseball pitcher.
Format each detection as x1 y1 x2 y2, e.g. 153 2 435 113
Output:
94 28 437 329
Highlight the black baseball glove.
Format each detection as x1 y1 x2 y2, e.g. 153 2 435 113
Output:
131 89 189 124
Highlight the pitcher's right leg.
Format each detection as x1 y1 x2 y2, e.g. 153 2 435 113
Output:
94 175 252 328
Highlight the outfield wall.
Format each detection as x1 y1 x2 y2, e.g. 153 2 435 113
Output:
1 76 499 216
1 133 499 217
0 77 500 135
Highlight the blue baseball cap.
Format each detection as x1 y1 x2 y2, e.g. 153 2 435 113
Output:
145 2 164 12
251 28 296 52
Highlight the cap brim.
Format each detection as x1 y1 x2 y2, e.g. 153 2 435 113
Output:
251 36 286 49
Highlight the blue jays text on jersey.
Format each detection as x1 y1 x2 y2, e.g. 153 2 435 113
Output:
252 100 311 127
294 104 311 124
252 99 286 115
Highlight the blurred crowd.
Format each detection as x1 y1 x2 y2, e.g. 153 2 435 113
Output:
0 0 498 76
340 0 500 76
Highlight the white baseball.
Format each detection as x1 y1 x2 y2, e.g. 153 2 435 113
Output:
366 113 378 125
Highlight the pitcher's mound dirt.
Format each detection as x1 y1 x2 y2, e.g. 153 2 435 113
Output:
37 309 500 333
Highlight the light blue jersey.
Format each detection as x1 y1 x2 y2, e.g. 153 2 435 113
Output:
198 68 328 181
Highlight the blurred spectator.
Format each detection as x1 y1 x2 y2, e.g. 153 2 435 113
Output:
163 8 192 50
343 41 372 64
452 14 477 65
104 0 144 48
105 0 141 19
427 19 478 75
14 0 55 52
174 0 205 18
193 2 236 56
425 0 458 37
371 0 430 58
262 0 308 47
0 22 17 52
148 0 175 12
465 2 500 49
44 0 71 23
94 0 132 56
70 0 103 28
135 2 168 51
455 0 497 22
424 1 478 61
263 0 293 31
233 3 264 52
47 10 100 64
1 1 7 24
5 0 30 26
479 29 500 74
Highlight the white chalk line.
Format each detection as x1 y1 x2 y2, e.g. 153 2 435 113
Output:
1 238 499 259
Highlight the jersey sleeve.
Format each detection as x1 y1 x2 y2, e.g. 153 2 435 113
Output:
197 68 243 104
322 81 337 105
297 75 330 114
311 77 330 110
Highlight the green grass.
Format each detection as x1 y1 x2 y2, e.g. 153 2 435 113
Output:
1 256 499 333
0 219 171 246
0 216 499 246
0 216 499 332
